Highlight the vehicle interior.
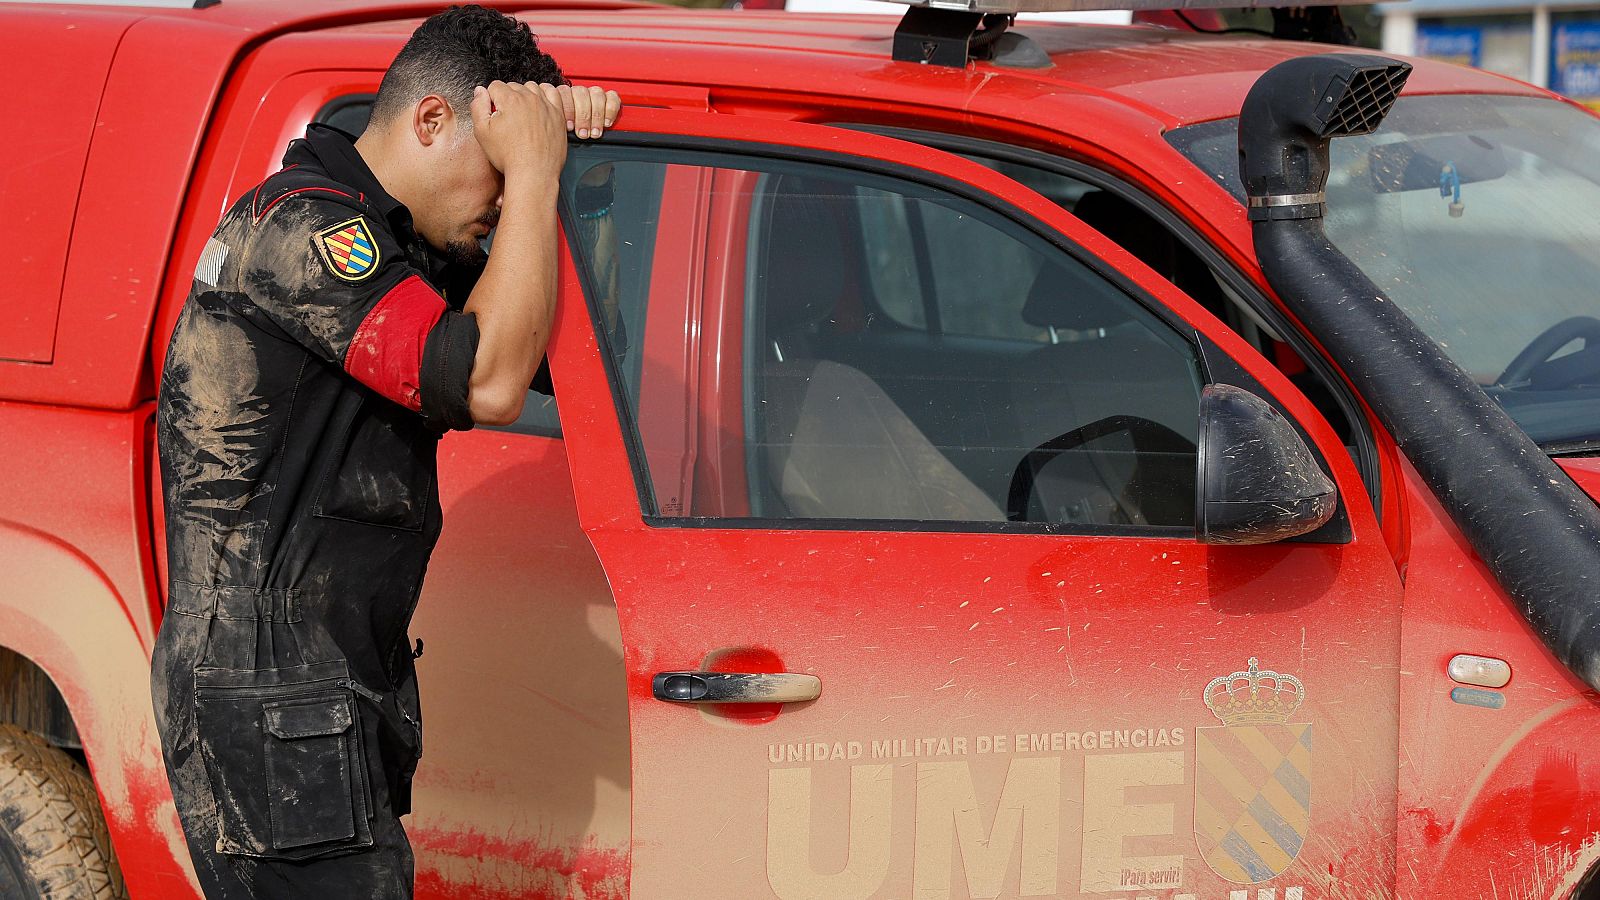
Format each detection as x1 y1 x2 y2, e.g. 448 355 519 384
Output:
961 151 1360 449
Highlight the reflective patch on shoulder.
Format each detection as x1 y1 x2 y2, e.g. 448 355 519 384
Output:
313 216 381 282
194 238 230 287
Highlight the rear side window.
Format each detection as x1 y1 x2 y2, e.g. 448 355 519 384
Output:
315 94 376 138
564 144 1207 533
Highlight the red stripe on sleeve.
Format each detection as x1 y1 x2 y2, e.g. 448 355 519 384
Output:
343 275 447 411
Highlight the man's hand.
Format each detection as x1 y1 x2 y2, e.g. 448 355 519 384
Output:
458 81 622 427
471 80 568 178
536 84 623 139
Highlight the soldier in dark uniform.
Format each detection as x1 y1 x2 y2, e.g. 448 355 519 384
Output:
148 7 620 897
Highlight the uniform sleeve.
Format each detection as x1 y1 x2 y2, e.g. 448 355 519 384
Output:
239 195 479 432
442 254 551 398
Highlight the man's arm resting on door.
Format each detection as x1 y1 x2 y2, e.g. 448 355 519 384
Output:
458 80 622 426
457 166 559 426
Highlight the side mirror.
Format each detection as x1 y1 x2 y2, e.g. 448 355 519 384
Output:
1197 384 1337 545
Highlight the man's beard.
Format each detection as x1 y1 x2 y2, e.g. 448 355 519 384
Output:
442 238 488 269
441 211 498 269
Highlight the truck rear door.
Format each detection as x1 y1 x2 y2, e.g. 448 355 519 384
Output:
549 110 1405 900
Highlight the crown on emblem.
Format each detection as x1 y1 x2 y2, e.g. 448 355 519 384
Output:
1203 658 1305 725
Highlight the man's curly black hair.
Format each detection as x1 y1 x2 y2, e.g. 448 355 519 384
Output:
369 4 565 131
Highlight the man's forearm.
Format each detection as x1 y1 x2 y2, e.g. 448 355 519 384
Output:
462 169 560 425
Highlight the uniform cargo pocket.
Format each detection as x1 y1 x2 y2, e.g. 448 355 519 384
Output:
262 695 356 849
192 659 375 860
313 395 438 532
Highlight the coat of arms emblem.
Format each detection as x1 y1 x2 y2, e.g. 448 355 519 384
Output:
315 216 379 281
1196 657 1312 883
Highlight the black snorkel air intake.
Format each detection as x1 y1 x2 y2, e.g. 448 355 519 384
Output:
1241 54 1600 692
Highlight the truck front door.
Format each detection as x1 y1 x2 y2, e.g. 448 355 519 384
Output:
548 110 1405 900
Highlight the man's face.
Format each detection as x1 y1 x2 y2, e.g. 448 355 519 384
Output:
411 106 503 268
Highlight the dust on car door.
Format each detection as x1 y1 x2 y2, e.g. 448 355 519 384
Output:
546 109 1405 900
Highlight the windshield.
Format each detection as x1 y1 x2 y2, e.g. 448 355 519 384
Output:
1168 95 1600 450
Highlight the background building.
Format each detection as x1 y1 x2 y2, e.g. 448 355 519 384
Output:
1380 0 1600 104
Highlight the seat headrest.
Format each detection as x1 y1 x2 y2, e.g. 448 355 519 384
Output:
1020 259 1133 331
1021 191 1181 331
760 175 854 336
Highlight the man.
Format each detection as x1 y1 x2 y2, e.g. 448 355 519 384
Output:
148 6 620 897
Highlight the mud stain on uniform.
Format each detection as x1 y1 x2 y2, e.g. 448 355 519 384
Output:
159 293 280 583
242 200 374 358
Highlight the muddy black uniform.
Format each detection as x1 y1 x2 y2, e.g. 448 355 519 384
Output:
150 123 545 899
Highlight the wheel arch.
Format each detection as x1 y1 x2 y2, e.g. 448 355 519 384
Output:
0 519 200 898
1569 847 1600 900
1426 695 1600 896
0 646 83 750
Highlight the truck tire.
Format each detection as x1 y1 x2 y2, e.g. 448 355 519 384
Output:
0 725 126 900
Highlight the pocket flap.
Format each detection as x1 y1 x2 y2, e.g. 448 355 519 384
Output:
263 696 352 739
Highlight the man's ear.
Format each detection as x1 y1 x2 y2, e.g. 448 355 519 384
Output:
412 94 452 148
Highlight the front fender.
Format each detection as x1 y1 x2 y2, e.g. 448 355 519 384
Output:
0 520 201 899
1426 695 1600 898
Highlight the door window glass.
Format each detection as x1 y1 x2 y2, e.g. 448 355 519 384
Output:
956 151 1364 463
563 144 1206 531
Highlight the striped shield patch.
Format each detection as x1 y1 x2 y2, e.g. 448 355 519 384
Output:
1194 722 1313 883
315 216 380 281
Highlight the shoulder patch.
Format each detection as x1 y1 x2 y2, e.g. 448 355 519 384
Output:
313 216 381 282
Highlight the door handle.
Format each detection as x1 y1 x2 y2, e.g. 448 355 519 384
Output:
651 671 821 704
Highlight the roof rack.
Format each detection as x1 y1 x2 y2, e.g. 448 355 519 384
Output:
890 0 1371 66
893 10 1025 66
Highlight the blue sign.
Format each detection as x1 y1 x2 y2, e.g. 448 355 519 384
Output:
1417 25 1483 67
1554 20 1600 106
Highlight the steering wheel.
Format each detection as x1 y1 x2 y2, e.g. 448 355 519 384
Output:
1496 316 1600 387
1006 415 1196 524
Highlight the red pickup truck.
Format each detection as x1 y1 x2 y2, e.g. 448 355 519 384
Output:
8 1 1600 898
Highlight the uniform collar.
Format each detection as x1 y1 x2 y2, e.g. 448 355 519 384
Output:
285 123 482 303
286 122 412 234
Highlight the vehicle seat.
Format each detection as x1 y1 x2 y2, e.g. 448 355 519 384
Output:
752 175 1003 521
1006 261 1200 525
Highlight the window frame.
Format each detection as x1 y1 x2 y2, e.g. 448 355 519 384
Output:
562 132 1350 542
